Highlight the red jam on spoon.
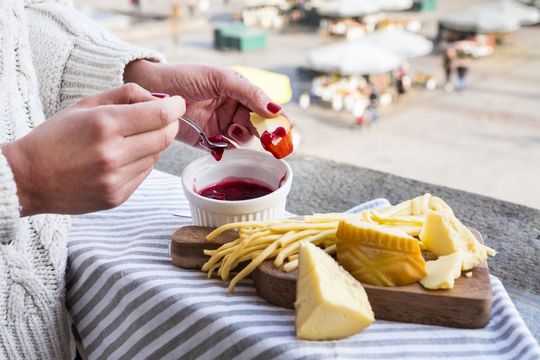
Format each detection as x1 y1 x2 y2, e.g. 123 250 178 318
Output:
207 135 230 161
197 177 275 201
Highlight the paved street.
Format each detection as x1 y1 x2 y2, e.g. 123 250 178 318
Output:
84 0 540 209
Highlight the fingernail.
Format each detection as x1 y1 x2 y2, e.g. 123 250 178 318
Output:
228 124 248 140
232 126 243 137
267 102 281 113
151 92 169 98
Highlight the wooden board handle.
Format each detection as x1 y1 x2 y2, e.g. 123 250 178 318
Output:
171 226 237 269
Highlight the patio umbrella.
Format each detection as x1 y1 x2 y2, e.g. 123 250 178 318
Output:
362 28 433 58
315 0 381 18
375 0 414 11
231 66 292 104
481 0 540 25
236 0 287 7
441 2 521 33
308 41 403 75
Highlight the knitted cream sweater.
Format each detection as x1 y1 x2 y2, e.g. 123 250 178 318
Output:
0 1 162 358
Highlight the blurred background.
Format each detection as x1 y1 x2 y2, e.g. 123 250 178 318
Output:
74 0 540 209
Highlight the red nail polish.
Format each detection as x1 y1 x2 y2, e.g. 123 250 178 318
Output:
185 100 189 108
232 126 243 137
267 102 281 113
151 92 169 98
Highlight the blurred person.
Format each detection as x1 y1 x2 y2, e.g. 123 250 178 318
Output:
188 0 196 17
456 56 470 91
366 85 380 124
443 46 456 92
394 65 411 102
0 1 283 359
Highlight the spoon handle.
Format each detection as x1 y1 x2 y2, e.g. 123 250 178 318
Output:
178 116 232 149
179 116 206 136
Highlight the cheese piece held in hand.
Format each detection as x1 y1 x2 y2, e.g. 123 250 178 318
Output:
250 113 293 159
295 242 374 340
337 220 427 286
420 252 463 290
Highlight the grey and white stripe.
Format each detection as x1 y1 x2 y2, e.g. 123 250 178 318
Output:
66 170 540 360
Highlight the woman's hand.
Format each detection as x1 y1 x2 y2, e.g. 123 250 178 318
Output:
124 61 283 146
1 84 185 216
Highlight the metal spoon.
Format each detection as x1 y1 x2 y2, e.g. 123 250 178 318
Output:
178 116 230 150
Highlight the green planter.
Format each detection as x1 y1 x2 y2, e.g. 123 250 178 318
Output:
213 22 246 50
223 29 267 52
214 23 267 52
414 0 437 11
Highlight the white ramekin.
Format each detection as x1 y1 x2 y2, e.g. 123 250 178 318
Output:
181 148 293 227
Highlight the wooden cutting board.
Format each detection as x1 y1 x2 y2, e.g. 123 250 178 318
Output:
170 226 492 329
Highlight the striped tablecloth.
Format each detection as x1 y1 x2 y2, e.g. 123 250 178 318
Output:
66 170 540 360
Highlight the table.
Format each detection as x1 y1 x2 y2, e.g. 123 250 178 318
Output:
67 169 539 359
157 142 540 339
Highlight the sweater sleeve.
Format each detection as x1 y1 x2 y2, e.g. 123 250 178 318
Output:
0 150 20 245
24 1 164 117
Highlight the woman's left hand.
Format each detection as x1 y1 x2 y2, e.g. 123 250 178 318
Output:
124 61 283 147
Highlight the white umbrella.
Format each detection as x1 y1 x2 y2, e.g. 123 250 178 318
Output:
315 0 380 17
375 0 414 11
362 28 433 58
308 41 403 75
482 0 540 25
237 0 287 7
441 3 521 33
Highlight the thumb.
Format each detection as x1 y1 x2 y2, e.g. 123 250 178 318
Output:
76 83 156 108
221 69 282 118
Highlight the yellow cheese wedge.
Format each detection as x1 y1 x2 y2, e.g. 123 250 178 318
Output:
419 210 459 256
458 223 490 270
295 242 374 340
420 252 463 290
336 220 426 286
420 210 489 271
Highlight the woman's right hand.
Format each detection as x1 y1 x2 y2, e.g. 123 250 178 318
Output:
1 84 185 216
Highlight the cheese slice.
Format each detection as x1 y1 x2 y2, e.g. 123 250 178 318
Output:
336 220 426 286
250 113 291 134
295 242 374 340
420 210 489 271
376 194 454 218
420 252 463 290
458 223 488 270
380 224 422 237
419 210 459 256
